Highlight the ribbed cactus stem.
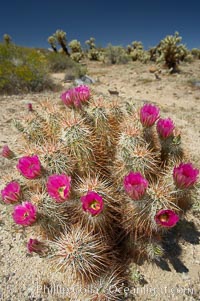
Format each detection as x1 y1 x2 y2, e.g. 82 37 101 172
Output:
61 117 95 175
159 134 184 165
143 126 160 151
48 225 114 283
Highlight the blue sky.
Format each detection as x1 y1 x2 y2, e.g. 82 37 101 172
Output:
0 0 199 49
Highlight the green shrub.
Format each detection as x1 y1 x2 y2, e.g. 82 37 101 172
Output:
104 44 131 64
191 48 200 59
0 43 55 94
47 52 86 76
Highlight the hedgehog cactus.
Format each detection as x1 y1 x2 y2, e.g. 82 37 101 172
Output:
1 84 199 298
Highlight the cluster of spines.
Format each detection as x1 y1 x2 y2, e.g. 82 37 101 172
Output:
1 85 199 299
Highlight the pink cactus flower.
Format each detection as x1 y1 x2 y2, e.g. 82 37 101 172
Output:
173 163 199 189
61 85 90 108
28 103 33 112
1 181 21 204
81 191 104 216
61 88 75 107
17 155 41 179
140 104 160 127
12 202 37 226
47 174 71 202
27 238 44 254
123 172 148 200
74 85 90 103
155 209 179 228
157 118 175 139
1 145 14 159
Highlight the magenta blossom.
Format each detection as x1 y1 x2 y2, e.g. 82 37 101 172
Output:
61 88 75 107
61 85 90 108
1 145 14 159
81 191 104 216
140 104 160 127
157 118 175 139
155 209 179 228
47 174 71 202
12 202 37 226
123 172 148 200
17 155 41 179
28 103 33 112
1 181 21 204
173 163 199 189
74 85 90 103
27 238 45 254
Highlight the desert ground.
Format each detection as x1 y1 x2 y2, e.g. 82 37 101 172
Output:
0 60 200 301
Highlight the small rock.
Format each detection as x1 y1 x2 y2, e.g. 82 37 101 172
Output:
74 75 96 86
108 90 119 95
149 66 159 73
181 272 190 280
74 79 84 85
81 75 96 84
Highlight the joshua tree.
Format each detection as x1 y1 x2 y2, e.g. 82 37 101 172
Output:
47 36 58 53
3 34 12 45
53 30 70 56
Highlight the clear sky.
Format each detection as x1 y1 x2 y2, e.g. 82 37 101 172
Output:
0 0 199 50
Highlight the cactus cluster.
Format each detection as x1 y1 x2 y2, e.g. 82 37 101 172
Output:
127 41 150 63
69 39 83 62
191 48 200 59
1 86 199 300
85 37 102 61
3 33 12 45
155 32 189 72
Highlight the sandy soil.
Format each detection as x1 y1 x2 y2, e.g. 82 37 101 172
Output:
0 60 200 301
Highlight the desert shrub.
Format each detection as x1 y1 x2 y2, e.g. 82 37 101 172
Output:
104 44 131 64
47 52 86 78
64 64 87 81
191 48 200 59
0 43 55 94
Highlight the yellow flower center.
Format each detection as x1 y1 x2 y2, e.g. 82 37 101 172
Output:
90 200 101 211
58 186 66 199
159 213 169 222
24 212 29 218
